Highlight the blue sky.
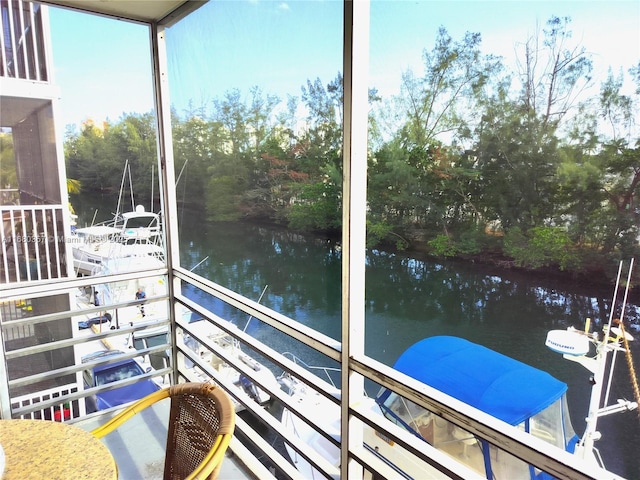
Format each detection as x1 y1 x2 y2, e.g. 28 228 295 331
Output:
49 0 639 129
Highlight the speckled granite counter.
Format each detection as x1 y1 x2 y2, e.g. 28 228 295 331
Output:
0 419 117 479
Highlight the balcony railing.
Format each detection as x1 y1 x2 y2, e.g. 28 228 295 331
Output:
0 205 67 283
12 383 80 421
0 0 49 82
0 264 622 480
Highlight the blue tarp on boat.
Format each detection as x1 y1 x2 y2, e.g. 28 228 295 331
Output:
389 336 567 425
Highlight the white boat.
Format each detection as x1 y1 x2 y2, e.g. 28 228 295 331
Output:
74 257 280 411
72 205 164 276
91 254 167 315
181 315 281 411
73 253 170 360
279 326 637 479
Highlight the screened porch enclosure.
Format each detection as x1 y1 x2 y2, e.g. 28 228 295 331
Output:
0 1 625 479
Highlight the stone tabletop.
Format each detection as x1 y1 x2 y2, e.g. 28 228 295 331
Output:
0 419 117 479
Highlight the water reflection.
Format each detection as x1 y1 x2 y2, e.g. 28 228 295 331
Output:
178 217 640 478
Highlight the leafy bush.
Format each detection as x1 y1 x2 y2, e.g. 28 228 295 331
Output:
287 182 341 231
457 227 484 255
504 226 579 270
428 234 458 257
367 221 393 248
206 176 245 221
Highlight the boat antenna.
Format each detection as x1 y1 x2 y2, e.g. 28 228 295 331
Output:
127 161 135 210
176 159 189 227
150 162 154 213
605 260 624 335
189 256 209 272
175 159 189 186
116 159 129 218
244 284 268 332
604 258 634 406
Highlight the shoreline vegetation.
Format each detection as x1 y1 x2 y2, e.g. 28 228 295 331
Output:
250 215 638 300
232 212 636 295
70 191 639 303
334 227 637 298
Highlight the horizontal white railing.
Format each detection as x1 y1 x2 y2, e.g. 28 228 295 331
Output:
0 266 624 480
11 383 82 421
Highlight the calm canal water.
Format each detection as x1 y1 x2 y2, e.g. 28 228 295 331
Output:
177 216 640 479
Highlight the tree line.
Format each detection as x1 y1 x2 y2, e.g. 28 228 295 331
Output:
64 17 640 282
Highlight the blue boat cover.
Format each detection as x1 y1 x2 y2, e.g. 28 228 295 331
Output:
390 336 567 425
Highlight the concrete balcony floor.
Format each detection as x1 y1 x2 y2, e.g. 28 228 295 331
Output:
74 399 253 480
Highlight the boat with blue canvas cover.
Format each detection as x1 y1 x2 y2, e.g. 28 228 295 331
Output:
280 327 637 479
281 335 579 479
383 336 570 427
376 336 578 479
